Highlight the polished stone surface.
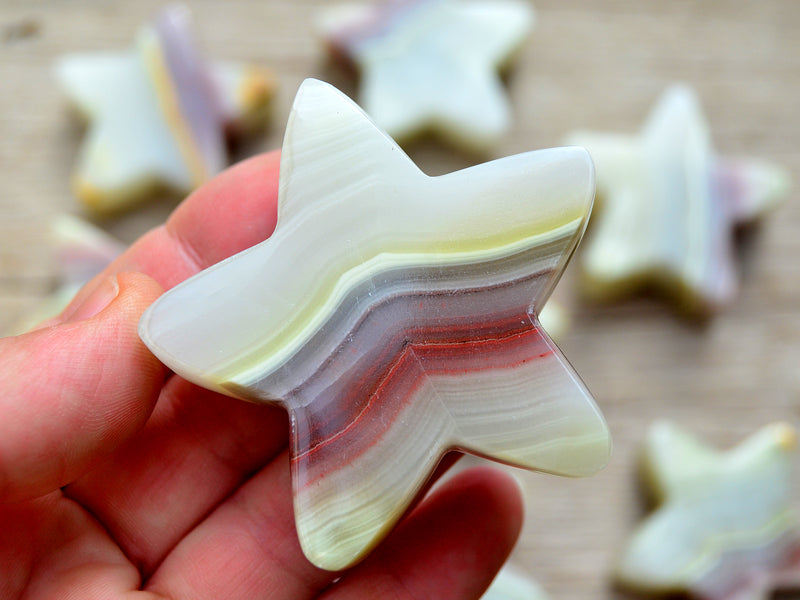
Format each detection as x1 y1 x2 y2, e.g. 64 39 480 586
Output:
140 79 610 571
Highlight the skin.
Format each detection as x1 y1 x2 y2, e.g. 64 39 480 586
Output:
0 151 523 600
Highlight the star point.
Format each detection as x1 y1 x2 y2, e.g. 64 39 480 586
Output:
140 78 609 571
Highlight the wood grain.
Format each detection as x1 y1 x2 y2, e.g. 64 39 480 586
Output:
1 1 798 597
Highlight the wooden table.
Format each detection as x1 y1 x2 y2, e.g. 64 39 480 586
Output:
1 1 798 597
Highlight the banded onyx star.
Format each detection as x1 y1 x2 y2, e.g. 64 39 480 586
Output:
567 85 789 315
56 5 274 213
318 0 534 150
618 421 800 600
140 79 610 570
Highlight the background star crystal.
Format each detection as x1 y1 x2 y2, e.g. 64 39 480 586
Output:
617 421 800 599
56 5 274 214
319 0 534 150
568 85 790 315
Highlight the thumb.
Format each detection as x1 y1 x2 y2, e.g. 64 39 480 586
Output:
0 272 167 502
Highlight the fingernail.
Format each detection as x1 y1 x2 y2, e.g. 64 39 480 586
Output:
65 275 120 322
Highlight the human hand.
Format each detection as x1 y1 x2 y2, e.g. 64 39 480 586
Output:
0 151 523 599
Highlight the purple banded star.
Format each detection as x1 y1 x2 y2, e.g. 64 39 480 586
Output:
139 79 610 570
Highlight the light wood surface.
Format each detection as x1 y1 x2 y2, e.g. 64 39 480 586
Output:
1 1 798 597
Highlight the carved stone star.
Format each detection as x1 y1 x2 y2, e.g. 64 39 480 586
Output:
567 85 790 315
139 79 610 571
319 0 534 150
617 421 800 599
56 5 274 213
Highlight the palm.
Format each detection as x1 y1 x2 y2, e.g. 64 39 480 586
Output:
0 152 521 599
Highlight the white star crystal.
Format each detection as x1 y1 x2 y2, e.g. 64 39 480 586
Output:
56 5 274 213
319 0 535 150
567 85 790 315
617 421 800 599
